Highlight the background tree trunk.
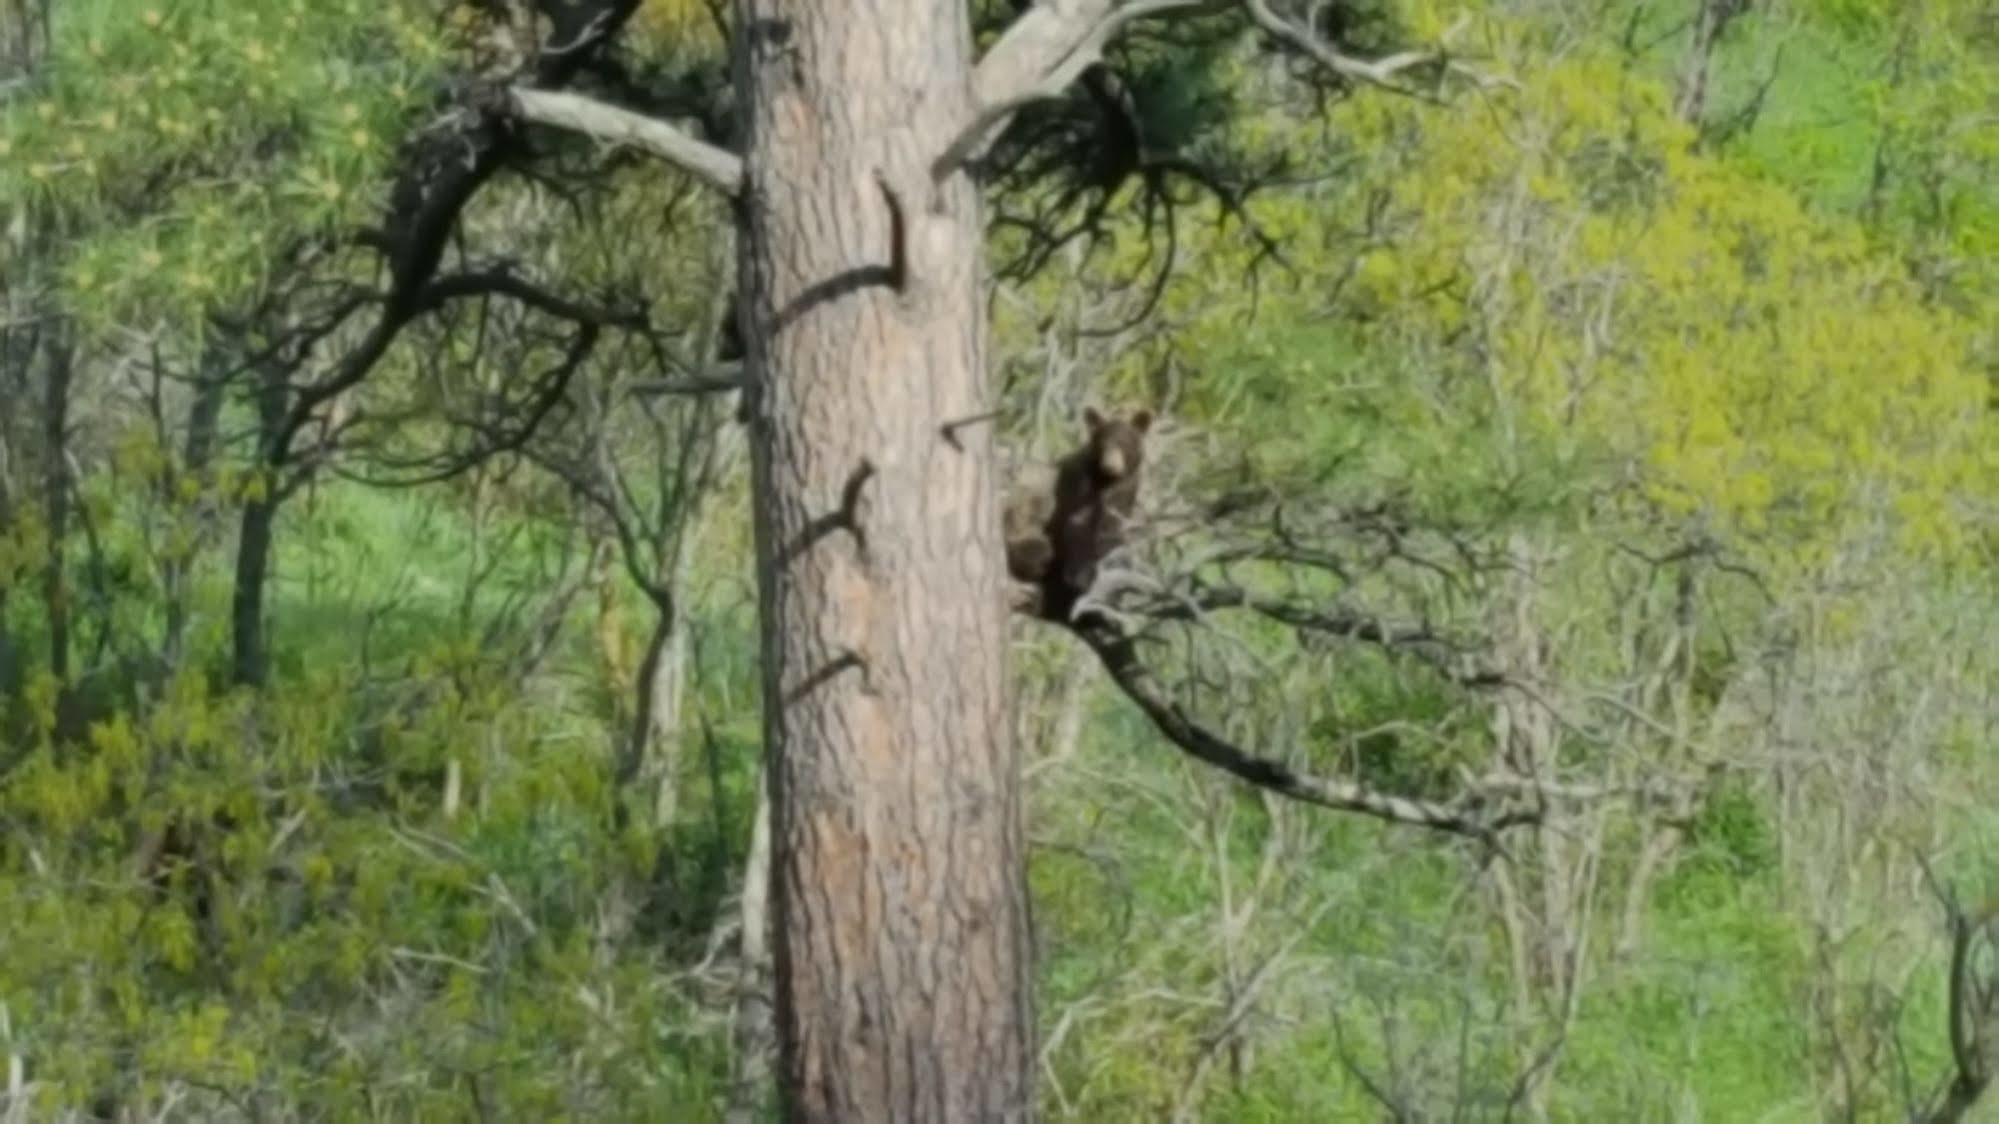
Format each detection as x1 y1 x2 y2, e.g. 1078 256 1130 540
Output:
230 495 276 688
725 781 776 1124
162 358 225 671
1675 0 1748 124
230 357 292 687
735 0 1032 1118
1 0 50 84
39 328 71 687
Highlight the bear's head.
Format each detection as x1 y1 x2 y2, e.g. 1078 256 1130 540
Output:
1082 407 1152 485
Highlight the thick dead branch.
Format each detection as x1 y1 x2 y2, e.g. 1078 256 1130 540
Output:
947 0 1217 178
1062 613 1534 842
956 0 1509 178
509 87 744 195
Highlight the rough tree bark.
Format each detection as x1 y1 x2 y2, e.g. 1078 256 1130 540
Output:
735 0 1032 1117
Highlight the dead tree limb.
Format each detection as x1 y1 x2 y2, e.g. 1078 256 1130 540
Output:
508 87 745 195
1061 612 1536 843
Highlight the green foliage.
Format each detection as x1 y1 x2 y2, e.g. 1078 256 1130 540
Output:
2 0 1995 1119
1 0 441 327
995 7 1997 1119
1680 780 1780 880
0 480 758 1114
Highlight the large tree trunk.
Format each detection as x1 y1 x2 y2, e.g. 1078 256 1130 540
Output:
735 0 1033 1118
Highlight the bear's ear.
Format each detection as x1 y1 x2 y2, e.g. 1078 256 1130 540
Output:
1083 407 1106 433
1131 410 1153 433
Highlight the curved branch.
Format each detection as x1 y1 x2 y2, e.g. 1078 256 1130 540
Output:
276 267 636 462
1242 2 1515 96
509 87 744 196
266 0 646 466
947 0 1220 178
1933 900 1997 1122
954 0 1511 178
1062 614 1535 842
336 322 604 490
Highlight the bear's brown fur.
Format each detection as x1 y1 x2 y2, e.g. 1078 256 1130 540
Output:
1004 407 1153 619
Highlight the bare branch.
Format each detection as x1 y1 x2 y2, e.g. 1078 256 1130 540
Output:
334 321 604 490
630 370 744 397
954 0 1512 179
948 0 1217 178
416 267 642 327
276 265 636 462
1062 614 1535 842
509 87 745 196
1119 578 1507 689
1241 3 1506 96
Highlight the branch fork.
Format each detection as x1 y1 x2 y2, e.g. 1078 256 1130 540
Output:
508 3 1510 193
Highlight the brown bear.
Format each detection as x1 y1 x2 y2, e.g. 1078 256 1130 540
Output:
1004 407 1153 619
